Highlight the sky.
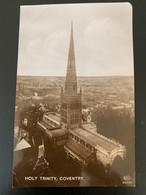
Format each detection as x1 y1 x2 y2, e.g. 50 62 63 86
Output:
17 3 134 76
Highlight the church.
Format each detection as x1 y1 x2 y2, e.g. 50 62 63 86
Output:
37 23 126 168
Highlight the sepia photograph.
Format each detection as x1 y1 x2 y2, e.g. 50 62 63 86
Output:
13 3 135 187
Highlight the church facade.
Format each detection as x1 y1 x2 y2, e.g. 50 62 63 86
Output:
37 23 126 168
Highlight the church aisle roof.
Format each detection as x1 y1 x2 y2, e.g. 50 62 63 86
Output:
45 112 60 123
72 128 120 153
65 138 94 162
38 121 54 130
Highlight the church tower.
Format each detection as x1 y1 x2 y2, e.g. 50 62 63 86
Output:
60 22 82 129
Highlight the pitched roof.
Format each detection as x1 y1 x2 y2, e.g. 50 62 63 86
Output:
14 139 31 151
65 138 94 162
45 112 60 123
71 128 120 153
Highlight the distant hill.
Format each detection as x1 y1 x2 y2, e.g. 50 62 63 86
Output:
17 75 134 85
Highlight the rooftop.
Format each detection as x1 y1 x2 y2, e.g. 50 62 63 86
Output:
45 112 60 123
14 139 31 151
71 128 120 153
38 121 67 137
82 122 97 131
65 138 94 162
48 128 68 137
38 121 55 130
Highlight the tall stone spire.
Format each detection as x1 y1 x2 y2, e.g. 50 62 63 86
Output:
60 23 82 129
65 22 77 94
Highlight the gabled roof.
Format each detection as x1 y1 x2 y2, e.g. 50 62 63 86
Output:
14 139 31 151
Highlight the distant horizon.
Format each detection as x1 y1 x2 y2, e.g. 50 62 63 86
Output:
17 74 134 77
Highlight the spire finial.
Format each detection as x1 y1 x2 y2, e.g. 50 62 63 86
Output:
71 21 73 36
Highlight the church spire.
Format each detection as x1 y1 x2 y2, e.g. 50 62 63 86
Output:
60 23 82 129
65 22 77 94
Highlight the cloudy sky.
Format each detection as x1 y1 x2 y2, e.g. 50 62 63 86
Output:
17 3 134 76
